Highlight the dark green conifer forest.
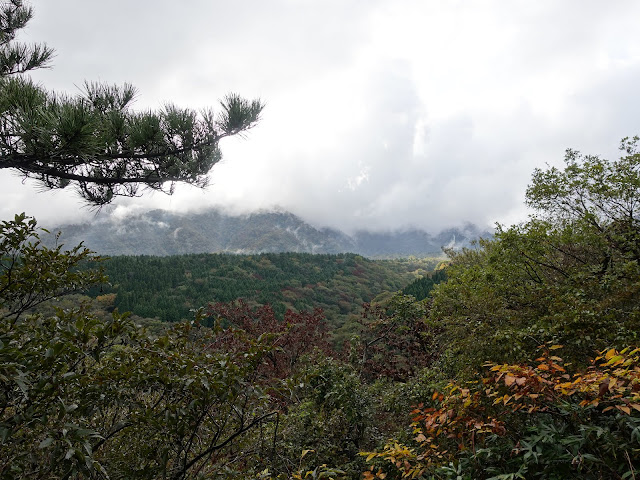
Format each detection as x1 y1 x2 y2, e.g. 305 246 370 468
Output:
2 1 640 479
87 253 437 340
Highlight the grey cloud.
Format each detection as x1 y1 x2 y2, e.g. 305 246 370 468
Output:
4 1 640 235
25 0 378 102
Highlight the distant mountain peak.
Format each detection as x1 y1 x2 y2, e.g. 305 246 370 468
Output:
44 207 492 257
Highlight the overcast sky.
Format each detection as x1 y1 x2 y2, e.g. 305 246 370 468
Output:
3 0 640 233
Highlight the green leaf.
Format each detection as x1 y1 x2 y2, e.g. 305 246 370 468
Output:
38 437 54 448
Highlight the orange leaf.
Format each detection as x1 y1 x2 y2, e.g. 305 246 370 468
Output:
617 405 631 415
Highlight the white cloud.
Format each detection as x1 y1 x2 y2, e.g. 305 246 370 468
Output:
3 0 640 233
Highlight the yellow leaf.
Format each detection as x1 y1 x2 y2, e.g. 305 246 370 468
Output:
605 348 617 360
549 345 563 350
555 382 574 391
301 449 314 459
617 405 631 415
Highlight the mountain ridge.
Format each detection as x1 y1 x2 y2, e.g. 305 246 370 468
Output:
42 208 493 258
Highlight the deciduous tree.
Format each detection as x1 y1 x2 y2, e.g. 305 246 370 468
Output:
430 138 640 376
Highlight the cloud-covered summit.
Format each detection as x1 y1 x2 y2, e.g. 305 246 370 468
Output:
2 1 640 232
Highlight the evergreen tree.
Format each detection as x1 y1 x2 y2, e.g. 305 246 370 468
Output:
0 0 263 205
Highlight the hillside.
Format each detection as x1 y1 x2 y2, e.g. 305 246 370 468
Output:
90 252 440 342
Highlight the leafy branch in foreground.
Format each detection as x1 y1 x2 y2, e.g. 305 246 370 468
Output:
0 215 280 479
0 212 104 322
363 345 640 479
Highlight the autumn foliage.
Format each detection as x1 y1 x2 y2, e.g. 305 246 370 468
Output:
206 300 333 403
355 295 438 382
363 345 640 478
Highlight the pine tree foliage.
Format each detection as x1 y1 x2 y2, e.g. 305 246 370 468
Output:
0 0 264 205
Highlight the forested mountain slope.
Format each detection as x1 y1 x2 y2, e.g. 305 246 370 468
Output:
90 253 439 341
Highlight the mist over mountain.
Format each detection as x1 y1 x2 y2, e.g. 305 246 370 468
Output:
43 208 492 257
